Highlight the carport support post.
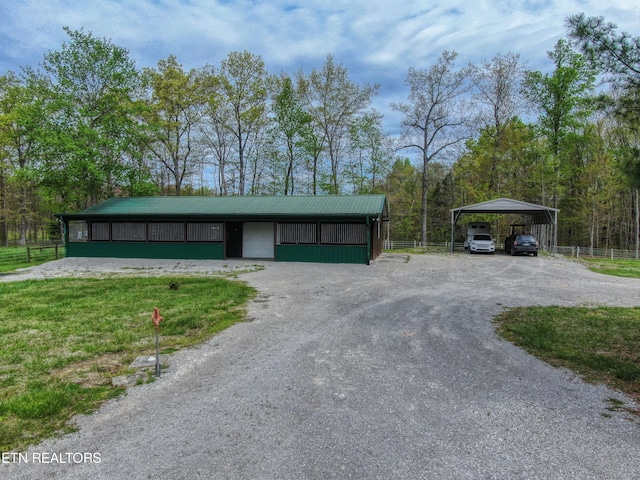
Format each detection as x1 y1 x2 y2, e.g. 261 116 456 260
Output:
450 210 457 253
554 210 558 254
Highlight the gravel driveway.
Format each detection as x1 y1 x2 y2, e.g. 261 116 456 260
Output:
2 253 640 479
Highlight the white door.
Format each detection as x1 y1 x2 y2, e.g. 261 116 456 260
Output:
242 223 275 258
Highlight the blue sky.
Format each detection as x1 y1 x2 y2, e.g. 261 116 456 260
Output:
0 0 638 133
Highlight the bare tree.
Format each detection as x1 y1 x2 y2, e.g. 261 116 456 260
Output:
392 51 473 244
217 51 273 195
198 65 235 195
470 52 526 190
472 53 525 132
298 55 379 194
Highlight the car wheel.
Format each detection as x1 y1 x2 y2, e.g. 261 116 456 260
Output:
510 248 515 256
533 252 538 257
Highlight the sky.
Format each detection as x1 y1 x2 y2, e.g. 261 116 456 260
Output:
0 0 638 134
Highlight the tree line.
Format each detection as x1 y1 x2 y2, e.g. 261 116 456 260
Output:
0 14 638 251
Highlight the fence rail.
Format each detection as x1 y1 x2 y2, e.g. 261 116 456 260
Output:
384 240 640 260
384 240 464 250
555 245 640 260
0 244 64 270
26 244 63 262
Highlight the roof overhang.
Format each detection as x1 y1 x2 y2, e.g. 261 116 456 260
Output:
450 198 558 225
56 195 389 223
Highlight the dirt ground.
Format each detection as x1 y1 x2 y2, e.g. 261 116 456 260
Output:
2 252 640 479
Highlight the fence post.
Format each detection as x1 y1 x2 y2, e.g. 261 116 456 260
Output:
26 247 31 263
576 246 580 258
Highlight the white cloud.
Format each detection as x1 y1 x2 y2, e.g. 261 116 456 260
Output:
0 0 637 133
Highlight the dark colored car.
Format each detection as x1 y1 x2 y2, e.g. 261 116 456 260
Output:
509 234 539 256
504 224 527 253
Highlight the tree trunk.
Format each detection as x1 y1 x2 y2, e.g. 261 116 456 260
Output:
634 188 640 258
0 170 6 246
18 185 28 246
420 156 429 246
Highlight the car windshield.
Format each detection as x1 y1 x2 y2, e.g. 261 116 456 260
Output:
517 235 536 242
473 234 492 241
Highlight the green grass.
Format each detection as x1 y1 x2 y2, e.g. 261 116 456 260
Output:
0 246 63 273
385 245 450 255
493 256 640 417
494 306 640 413
580 257 640 279
0 275 255 452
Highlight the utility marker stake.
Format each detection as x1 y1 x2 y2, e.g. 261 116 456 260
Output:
151 307 163 377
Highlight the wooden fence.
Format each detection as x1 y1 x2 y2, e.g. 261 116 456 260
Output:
0 245 63 270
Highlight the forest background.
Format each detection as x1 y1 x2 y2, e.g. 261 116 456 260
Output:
1 13 639 251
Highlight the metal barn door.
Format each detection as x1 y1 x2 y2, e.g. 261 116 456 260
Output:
242 222 275 258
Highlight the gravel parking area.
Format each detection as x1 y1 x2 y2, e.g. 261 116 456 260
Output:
2 253 640 479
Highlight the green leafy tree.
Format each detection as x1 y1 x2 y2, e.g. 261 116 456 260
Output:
384 158 421 241
470 52 526 191
581 123 627 251
568 14 640 253
271 74 312 195
38 27 147 209
346 111 392 194
567 14 639 93
453 118 543 205
0 72 44 244
607 107 640 255
296 109 324 195
523 39 597 210
143 55 204 196
198 65 234 195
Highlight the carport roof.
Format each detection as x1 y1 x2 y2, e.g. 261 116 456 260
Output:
58 195 389 220
450 198 558 224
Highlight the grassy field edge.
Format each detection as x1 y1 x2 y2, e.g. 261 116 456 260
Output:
0 275 255 452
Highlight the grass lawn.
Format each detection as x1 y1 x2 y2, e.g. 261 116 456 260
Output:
580 257 640 279
384 245 450 255
0 275 255 452
495 257 640 417
0 246 63 273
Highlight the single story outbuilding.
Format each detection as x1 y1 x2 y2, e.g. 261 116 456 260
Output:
56 195 389 264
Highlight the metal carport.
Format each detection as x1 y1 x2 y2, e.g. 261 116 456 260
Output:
450 198 559 253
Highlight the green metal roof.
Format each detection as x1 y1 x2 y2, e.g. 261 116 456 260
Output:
59 195 388 220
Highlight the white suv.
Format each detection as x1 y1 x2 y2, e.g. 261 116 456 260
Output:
469 233 495 254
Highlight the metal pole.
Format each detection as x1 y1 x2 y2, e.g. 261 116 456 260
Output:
554 211 558 254
450 210 456 254
155 328 161 377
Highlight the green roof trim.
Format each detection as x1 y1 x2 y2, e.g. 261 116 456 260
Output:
59 195 389 220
